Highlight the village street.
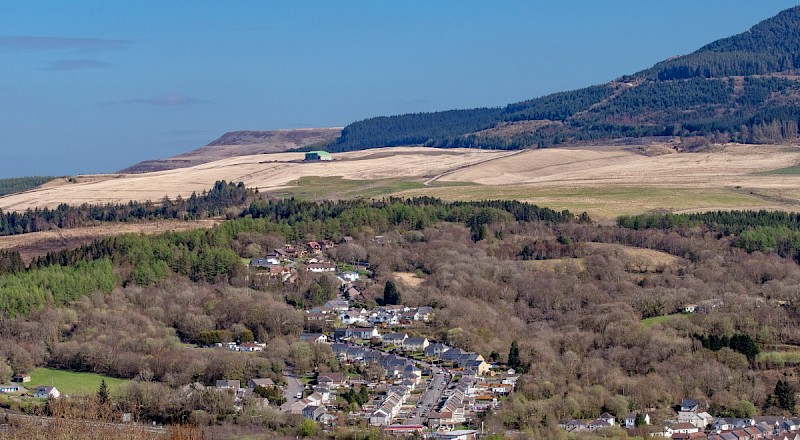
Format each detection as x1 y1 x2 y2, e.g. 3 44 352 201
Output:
280 375 304 412
407 365 448 425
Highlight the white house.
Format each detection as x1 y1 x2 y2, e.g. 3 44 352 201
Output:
338 272 360 282
382 333 408 347
597 412 615 426
0 384 22 393
678 411 713 429
349 327 380 340
369 311 399 326
624 412 650 429
370 408 392 426
33 386 60 399
339 311 369 326
237 342 266 352
435 430 478 440
663 422 699 436
402 337 429 352
307 263 336 273
424 343 450 357
299 333 328 344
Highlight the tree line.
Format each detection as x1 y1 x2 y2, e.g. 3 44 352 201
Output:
0 180 250 236
617 210 800 261
0 196 583 317
0 176 57 197
639 6 800 81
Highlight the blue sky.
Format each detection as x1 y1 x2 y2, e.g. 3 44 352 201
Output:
2 1 798 177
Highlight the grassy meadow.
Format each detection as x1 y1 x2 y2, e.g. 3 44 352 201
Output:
393 184 775 222
267 176 427 200
27 367 130 396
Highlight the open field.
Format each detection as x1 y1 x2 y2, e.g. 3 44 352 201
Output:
523 243 681 273
641 314 688 328
583 242 682 270
269 176 427 200
395 184 778 221
0 220 219 263
0 148 515 211
27 367 129 396
4 144 800 220
757 165 800 175
392 272 425 288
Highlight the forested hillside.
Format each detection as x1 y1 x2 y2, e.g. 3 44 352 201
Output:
6 187 800 436
328 6 800 151
0 176 57 197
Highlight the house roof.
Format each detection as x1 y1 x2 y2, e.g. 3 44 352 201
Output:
249 378 275 387
318 372 345 382
669 422 699 430
404 337 428 345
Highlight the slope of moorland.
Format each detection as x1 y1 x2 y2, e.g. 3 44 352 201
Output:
327 6 800 152
0 148 515 211
119 127 341 173
3 144 800 221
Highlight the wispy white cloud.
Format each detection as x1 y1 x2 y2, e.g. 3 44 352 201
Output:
102 93 210 107
0 36 132 51
41 59 112 71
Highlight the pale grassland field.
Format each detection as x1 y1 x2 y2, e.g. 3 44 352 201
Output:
4 144 800 223
392 184 779 222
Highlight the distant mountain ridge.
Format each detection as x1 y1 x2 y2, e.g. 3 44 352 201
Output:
327 5 800 152
120 128 341 173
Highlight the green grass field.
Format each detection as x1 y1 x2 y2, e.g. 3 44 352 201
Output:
268 176 427 200
641 314 688 328
756 351 800 367
27 367 130 396
757 165 800 175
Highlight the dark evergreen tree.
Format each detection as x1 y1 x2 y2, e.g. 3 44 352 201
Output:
383 280 401 305
774 380 796 411
97 379 109 404
508 340 521 370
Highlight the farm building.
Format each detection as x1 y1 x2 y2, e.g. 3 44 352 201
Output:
305 151 332 161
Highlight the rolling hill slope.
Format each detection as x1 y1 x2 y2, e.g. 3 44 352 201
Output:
327 6 800 152
120 128 341 173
